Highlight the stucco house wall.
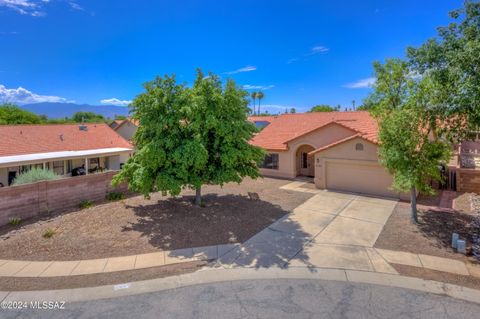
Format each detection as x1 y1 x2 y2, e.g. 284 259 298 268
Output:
313 137 402 198
259 123 356 179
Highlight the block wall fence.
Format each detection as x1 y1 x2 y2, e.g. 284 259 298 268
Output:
0 171 127 227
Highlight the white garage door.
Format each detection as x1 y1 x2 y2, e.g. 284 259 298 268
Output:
325 161 397 198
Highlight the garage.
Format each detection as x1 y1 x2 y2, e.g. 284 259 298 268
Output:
325 160 397 198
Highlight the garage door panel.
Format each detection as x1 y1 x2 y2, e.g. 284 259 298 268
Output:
326 161 396 198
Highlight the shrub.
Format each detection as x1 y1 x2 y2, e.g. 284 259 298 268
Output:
42 228 56 238
106 192 125 201
12 168 61 186
9 217 21 226
79 200 93 209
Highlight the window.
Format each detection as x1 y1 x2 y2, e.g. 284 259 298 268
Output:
261 154 279 170
52 161 64 175
301 153 308 169
355 143 364 151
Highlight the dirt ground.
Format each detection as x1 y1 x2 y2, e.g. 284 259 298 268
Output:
375 204 476 261
0 177 313 261
392 263 480 290
0 261 207 291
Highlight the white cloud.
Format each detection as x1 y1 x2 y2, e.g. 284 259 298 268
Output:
343 77 376 89
288 45 329 63
68 1 84 11
242 84 275 91
100 98 132 106
224 65 257 75
0 0 45 16
311 46 329 54
0 84 69 104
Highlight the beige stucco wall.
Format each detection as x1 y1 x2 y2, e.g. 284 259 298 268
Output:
314 137 381 186
115 122 138 141
260 123 356 179
313 137 403 198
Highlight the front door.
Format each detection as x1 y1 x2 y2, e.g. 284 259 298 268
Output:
299 152 314 177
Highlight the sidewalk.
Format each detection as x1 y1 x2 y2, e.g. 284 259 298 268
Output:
1 182 478 280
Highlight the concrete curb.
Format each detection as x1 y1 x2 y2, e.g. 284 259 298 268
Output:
1 266 480 305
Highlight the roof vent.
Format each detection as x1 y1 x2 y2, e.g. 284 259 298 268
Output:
79 125 88 131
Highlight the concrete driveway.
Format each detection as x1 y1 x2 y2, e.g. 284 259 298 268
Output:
219 188 398 273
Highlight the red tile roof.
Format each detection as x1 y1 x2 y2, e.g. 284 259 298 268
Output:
0 123 133 157
250 111 378 151
247 116 278 123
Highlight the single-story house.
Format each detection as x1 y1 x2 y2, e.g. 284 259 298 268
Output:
248 115 278 130
250 111 402 198
0 123 133 187
113 118 139 141
109 119 125 130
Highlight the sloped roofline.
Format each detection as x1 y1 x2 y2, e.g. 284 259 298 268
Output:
308 134 378 155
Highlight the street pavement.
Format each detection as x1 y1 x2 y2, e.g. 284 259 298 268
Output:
3 279 480 319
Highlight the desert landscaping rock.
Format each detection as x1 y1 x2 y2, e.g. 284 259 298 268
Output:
0 178 312 261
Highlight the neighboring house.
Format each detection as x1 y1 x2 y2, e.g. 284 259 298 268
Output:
250 111 401 198
0 123 133 187
109 119 125 130
248 116 278 130
114 118 139 141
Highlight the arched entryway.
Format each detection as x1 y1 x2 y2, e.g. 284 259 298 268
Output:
295 145 315 177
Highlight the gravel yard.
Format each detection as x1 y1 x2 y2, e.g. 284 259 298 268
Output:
375 197 477 262
0 177 313 261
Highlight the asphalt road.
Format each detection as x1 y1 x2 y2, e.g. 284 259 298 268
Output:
3 279 480 319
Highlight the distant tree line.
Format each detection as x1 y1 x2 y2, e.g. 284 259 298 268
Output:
0 103 125 125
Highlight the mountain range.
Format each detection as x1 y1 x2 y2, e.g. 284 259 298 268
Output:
21 102 131 119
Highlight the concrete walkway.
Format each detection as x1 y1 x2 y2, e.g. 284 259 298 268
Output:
0 181 478 280
3 267 480 305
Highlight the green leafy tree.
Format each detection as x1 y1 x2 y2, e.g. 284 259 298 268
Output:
310 104 336 112
407 0 480 139
368 59 452 222
378 109 451 223
0 104 42 124
112 70 265 205
71 112 105 123
290 108 296 114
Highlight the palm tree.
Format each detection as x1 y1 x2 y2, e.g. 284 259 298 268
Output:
256 91 264 115
251 92 257 115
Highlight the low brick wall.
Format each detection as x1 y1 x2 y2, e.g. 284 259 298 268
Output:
0 171 128 227
457 168 480 193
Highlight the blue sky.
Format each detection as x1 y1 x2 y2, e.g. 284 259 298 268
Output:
0 0 460 113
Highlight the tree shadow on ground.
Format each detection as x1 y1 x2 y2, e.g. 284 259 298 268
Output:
124 193 312 269
418 209 476 249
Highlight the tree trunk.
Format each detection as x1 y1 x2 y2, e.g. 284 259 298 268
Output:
410 186 418 224
258 100 261 115
195 187 202 206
